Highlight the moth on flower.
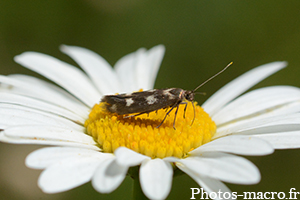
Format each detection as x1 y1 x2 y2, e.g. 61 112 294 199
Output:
101 62 232 129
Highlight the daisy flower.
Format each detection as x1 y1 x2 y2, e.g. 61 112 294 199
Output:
1 45 300 200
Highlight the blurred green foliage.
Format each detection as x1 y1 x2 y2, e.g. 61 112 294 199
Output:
1 1 300 199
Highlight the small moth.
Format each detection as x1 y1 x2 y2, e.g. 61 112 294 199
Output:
101 62 232 129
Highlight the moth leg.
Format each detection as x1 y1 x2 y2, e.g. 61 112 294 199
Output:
180 102 188 118
156 103 179 128
172 105 180 130
156 107 174 128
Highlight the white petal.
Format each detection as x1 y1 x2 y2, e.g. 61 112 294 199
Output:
190 135 274 156
4 125 95 146
114 45 165 92
254 131 300 149
179 165 233 200
262 101 300 116
0 92 85 124
140 159 173 200
214 101 300 138
114 147 150 167
0 134 99 150
215 113 300 138
0 113 42 129
26 147 109 169
0 74 89 117
38 157 103 193
115 48 145 92
213 86 300 125
0 104 83 131
163 156 180 162
60 45 120 95
92 158 128 193
202 61 287 116
135 45 165 90
14 52 101 107
179 152 260 184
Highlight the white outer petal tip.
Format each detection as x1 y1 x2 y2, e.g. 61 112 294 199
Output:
92 158 128 193
140 159 173 200
38 157 103 193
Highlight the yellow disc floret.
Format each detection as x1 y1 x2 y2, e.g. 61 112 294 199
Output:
85 101 216 159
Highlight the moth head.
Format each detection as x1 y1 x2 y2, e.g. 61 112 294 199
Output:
184 90 195 102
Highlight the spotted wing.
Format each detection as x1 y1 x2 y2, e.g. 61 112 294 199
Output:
101 88 183 115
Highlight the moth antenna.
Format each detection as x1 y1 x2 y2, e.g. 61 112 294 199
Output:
194 92 206 95
193 62 233 92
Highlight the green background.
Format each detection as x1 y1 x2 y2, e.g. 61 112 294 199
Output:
0 1 300 199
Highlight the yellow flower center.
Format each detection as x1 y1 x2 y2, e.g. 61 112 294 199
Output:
85 101 216 159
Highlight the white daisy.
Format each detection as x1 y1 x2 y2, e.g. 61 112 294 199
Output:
1 45 300 200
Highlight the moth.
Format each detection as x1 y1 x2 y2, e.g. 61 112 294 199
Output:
101 62 232 129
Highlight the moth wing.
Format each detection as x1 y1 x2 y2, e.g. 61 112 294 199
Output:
123 89 181 113
101 88 182 115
